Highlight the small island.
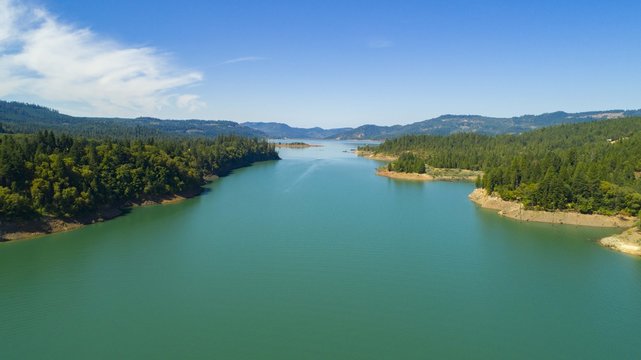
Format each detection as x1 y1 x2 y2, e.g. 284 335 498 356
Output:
273 142 322 148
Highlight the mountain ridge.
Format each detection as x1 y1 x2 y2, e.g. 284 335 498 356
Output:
243 110 641 139
0 100 265 138
2 99 640 139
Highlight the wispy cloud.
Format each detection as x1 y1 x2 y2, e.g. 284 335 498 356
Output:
0 0 205 116
368 39 393 49
220 56 266 65
176 94 206 112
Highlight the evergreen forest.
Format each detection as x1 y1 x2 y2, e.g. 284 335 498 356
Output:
0 131 278 220
361 118 641 218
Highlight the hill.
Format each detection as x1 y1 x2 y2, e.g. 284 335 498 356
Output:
0 100 265 138
332 110 641 139
362 117 641 218
241 122 351 139
3 99 641 141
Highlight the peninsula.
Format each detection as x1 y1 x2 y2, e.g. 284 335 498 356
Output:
468 188 635 227
376 167 481 182
358 117 641 256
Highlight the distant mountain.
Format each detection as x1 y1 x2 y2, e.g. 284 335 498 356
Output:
242 122 351 139
330 110 641 139
0 100 265 138
3 99 641 140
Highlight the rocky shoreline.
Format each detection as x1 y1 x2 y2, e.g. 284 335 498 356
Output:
355 150 398 162
377 168 481 182
469 188 640 257
468 188 635 227
357 150 641 257
599 228 641 256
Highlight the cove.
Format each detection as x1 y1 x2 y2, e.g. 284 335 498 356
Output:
1 141 640 359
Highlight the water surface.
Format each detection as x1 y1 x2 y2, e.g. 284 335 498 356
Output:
1 141 640 359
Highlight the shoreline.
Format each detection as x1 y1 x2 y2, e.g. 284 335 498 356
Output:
366 151 641 256
355 150 398 162
377 168 480 182
469 188 640 257
357 151 482 182
0 185 209 242
599 228 641 256
468 188 635 228
274 143 322 148
377 169 435 181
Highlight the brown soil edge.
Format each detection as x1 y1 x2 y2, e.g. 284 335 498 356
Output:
355 150 398 162
360 149 641 257
357 151 481 181
469 188 640 257
376 169 480 182
468 188 635 227
0 180 218 242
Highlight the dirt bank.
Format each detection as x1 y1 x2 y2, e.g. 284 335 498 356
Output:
355 150 398 162
599 228 641 256
376 169 435 181
376 168 481 182
468 188 635 228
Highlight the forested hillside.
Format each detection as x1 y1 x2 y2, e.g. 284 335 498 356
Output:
242 122 352 139
0 132 278 220
333 110 641 139
361 118 641 217
0 100 264 138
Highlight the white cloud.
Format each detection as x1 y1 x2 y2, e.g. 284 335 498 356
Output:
176 94 206 112
221 56 265 65
0 0 204 116
368 39 393 49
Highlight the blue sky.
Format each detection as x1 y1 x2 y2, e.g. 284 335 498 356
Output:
2 0 641 127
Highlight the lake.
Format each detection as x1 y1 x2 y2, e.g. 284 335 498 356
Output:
1 140 640 359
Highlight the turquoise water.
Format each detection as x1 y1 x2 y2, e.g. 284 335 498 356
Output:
1 141 640 359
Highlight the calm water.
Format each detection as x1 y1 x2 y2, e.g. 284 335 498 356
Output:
1 141 640 359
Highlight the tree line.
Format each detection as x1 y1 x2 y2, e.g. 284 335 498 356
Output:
387 152 426 173
0 100 261 139
0 131 278 220
361 117 641 218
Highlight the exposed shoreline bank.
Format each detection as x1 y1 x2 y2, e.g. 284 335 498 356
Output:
469 188 640 256
361 148 641 257
377 168 480 182
356 151 481 181
377 169 434 181
599 228 641 256
468 188 635 227
355 150 398 162
0 182 212 242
